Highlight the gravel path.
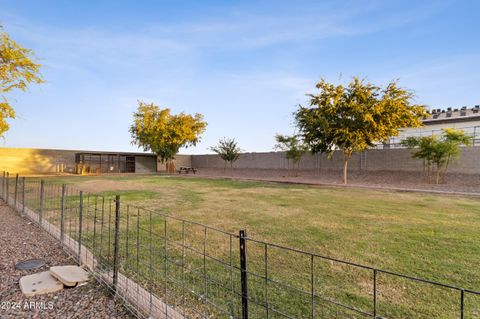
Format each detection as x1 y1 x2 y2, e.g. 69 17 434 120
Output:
0 201 133 319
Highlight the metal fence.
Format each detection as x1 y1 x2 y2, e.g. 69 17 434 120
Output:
1 171 479 318
374 125 480 149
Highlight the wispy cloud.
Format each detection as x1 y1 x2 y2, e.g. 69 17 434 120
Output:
1 1 435 63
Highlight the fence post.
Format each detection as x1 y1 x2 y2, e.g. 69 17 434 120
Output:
460 289 465 319
60 184 66 243
239 230 249 319
1 171 4 200
373 269 377 318
6 172 9 204
78 191 83 262
14 174 18 209
112 195 121 294
39 180 45 224
22 177 26 214
1 171 3 200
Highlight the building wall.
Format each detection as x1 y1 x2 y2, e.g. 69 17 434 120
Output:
0 148 77 174
0 148 157 175
191 146 480 174
399 121 480 137
135 156 157 174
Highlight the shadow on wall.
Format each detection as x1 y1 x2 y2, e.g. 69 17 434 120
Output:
0 148 76 175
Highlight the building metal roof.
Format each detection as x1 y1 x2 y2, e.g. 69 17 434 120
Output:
75 151 156 157
423 105 480 125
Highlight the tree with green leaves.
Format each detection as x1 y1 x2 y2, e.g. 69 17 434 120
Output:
402 135 436 181
210 137 242 174
1 29 44 137
402 128 472 184
274 134 309 176
129 101 207 172
441 128 473 181
295 77 426 184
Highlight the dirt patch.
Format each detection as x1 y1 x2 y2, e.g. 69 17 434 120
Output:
0 202 132 319
192 168 480 195
77 179 152 193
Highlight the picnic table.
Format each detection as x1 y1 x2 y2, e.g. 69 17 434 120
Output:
178 166 197 174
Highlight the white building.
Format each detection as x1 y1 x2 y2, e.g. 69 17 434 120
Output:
384 105 480 147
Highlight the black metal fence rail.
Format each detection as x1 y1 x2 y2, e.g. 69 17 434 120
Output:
0 171 479 318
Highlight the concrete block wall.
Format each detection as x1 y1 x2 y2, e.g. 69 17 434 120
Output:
191 146 480 174
156 154 192 172
191 151 361 171
362 147 480 174
2 146 477 175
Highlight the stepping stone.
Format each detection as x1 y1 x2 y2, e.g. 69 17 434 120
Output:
19 271 63 297
49 265 89 287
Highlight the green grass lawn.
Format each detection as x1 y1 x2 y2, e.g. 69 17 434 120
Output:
36 175 480 318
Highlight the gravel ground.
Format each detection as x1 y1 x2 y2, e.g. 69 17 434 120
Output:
193 168 480 194
0 201 133 319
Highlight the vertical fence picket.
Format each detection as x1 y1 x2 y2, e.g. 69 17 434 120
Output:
373 269 377 318
126 205 130 263
164 218 168 317
14 173 18 208
149 210 153 316
181 220 186 317
78 191 83 262
93 195 98 256
239 230 249 319
39 180 44 225
22 177 26 213
1 171 5 200
310 255 314 319
60 184 66 243
460 289 464 319
203 226 208 318
6 172 9 203
264 243 269 319
113 195 121 294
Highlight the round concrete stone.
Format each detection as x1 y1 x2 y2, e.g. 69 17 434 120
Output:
15 259 46 270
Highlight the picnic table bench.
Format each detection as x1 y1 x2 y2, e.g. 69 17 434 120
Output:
178 166 197 174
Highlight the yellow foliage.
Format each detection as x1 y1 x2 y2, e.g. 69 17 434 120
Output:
129 101 207 163
0 31 44 137
296 77 427 184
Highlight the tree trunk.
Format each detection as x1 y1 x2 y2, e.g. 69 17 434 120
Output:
426 161 431 183
166 159 176 174
223 161 227 175
294 159 300 177
342 152 351 185
435 165 441 184
442 156 451 184
230 161 233 177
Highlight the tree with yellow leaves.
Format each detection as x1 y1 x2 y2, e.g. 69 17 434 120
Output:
129 101 207 172
295 77 426 184
1 29 44 137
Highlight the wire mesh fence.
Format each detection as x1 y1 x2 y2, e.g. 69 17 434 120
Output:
1 171 479 318
373 125 480 149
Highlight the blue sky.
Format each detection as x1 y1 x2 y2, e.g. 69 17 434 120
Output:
1 0 479 154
